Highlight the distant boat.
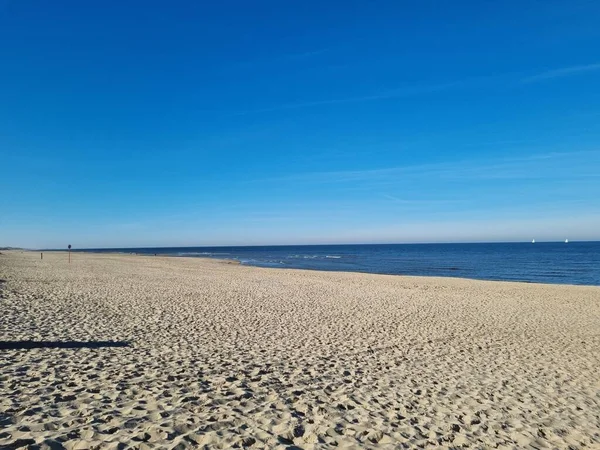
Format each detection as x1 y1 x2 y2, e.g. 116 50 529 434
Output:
532 239 535 244
565 239 569 244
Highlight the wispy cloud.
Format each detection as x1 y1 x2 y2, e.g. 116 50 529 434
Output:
259 150 600 185
521 63 600 83
233 62 600 116
381 194 462 205
233 80 471 116
382 194 420 204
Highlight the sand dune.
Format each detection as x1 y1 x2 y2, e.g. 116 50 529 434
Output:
1 250 599 449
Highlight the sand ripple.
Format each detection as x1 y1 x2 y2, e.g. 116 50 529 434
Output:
1 251 599 449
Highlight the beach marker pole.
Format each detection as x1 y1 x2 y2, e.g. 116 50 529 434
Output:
68 244 71 263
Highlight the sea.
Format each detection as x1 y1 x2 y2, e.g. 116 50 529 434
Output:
79 242 600 286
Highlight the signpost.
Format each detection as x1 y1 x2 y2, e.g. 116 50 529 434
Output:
68 244 71 264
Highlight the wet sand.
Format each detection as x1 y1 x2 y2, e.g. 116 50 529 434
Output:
1 250 599 449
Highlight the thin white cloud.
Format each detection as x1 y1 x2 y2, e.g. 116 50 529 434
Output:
521 63 600 83
233 62 600 116
259 150 600 185
233 81 464 116
381 194 461 205
382 194 418 204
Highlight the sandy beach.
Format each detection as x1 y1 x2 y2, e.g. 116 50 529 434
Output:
1 250 599 449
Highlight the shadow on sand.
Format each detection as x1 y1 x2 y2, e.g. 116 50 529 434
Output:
0 341 130 350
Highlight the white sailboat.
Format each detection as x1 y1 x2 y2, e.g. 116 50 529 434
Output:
565 239 569 244
532 239 535 244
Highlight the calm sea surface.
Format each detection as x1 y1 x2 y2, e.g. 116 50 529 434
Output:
78 242 600 286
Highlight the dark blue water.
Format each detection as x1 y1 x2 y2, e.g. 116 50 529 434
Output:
77 242 600 286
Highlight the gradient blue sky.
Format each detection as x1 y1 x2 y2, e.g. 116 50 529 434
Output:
2 0 600 248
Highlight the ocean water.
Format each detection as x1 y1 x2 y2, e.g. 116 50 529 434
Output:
79 242 600 286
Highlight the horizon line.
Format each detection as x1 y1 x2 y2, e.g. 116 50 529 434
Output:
22 239 598 251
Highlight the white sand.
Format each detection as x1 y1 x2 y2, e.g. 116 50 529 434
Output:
1 250 599 449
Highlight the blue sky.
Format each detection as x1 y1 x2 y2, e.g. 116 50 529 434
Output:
2 0 600 248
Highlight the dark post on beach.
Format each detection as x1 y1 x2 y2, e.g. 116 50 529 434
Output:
68 244 71 263
41 252 43 260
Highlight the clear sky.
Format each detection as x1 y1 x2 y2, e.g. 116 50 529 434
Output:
2 1 600 248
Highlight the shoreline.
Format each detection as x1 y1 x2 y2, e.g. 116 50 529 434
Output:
39 249 600 288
